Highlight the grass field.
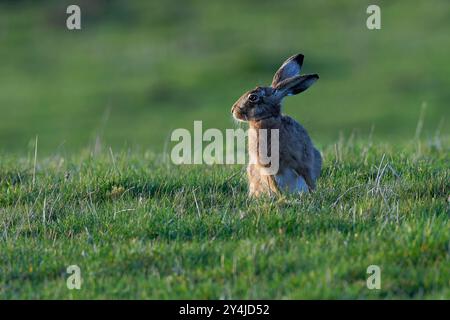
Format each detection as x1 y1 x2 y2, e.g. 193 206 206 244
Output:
0 138 448 299
0 1 449 299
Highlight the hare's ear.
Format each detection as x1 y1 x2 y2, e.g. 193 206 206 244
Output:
273 74 319 99
271 54 304 87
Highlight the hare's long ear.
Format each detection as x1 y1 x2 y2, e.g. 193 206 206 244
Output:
273 74 319 99
271 54 304 87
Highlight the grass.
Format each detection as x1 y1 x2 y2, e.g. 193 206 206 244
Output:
1 137 448 299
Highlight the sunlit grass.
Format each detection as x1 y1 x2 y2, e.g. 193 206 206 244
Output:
0 138 448 299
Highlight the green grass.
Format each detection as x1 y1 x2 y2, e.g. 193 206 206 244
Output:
1 138 448 299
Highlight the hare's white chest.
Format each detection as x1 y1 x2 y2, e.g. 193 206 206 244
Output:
275 168 309 193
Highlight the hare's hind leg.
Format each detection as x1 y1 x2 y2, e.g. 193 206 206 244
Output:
296 149 322 191
276 169 309 193
293 165 316 191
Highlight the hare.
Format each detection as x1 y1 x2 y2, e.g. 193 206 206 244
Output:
231 54 322 197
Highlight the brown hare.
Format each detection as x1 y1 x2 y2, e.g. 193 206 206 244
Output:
231 54 321 197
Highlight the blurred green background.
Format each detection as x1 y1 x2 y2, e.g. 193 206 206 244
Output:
0 0 448 155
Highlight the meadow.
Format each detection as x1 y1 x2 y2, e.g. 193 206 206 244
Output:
0 140 448 298
0 1 449 299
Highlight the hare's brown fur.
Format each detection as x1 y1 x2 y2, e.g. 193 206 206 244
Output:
247 115 321 196
232 53 322 197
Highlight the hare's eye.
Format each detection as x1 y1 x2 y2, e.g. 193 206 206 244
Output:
248 94 259 102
